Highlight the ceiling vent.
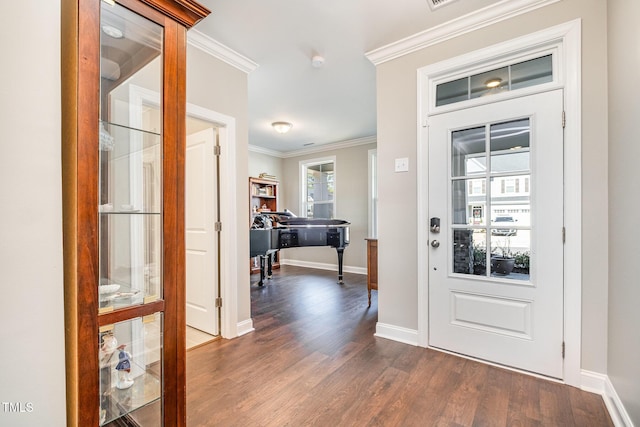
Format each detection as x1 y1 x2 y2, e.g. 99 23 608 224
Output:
427 0 459 11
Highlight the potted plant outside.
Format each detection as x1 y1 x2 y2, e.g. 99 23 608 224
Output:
491 238 515 275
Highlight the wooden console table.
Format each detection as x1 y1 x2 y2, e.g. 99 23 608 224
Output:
365 238 378 307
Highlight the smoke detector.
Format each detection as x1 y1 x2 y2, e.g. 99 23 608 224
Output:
426 0 459 11
311 55 325 68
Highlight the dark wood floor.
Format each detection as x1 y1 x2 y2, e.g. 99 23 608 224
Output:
186 265 612 426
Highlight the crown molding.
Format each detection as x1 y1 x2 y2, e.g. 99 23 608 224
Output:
249 135 377 159
188 29 258 73
248 144 283 158
365 0 561 65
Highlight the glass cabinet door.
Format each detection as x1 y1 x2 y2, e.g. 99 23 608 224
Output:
98 0 163 311
98 2 164 425
99 314 163 425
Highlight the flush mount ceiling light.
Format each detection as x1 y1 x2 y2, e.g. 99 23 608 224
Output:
485 77 503 88
272 121 293 134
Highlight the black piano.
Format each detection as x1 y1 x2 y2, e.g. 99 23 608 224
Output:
250 213 350 286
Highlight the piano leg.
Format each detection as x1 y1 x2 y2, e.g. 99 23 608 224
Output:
258 255 266 286
336 248 345 284
267 252 274 279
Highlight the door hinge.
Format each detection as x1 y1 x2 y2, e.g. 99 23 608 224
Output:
215 221 222 232
562 226 566 243
215 297 222 308
562 111 566 128
422 118 428 128
214 145 221 156
562 341 565 359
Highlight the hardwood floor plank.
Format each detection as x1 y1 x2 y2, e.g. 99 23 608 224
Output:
439 359 489 426
567 384 615 427
186 265 613 427
471 365 512 426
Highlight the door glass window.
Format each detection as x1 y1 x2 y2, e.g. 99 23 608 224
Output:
451 119 531 281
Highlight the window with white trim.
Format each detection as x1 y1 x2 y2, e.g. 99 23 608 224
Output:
368 149 378 237
300 157 336 219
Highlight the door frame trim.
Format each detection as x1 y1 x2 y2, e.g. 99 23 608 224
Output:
416 19 581 386
186 103 238 339
129 88 239 339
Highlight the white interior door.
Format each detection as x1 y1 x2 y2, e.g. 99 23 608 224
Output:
186 128 218 335
428 90 564 378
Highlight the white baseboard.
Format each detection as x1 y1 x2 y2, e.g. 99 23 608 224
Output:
581 370 634 427
374 322 419 346
236 319 254 337
279 258 367 275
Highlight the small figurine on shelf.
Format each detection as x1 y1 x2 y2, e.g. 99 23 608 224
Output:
115 344 134 389
99 333 118 367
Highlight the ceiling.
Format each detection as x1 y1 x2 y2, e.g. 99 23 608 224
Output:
195 0 501 154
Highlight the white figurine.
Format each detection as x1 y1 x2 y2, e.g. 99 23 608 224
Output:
115 345 134 389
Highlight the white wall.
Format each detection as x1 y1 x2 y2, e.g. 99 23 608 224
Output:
375 0 609 373
607 0 640 423
0 1 67 426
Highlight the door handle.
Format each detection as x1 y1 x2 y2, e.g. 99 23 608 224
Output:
431 240 440 248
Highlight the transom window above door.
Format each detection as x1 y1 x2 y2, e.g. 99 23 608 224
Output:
436 54 553 107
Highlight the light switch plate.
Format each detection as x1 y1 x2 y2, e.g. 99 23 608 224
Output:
395 157 409 172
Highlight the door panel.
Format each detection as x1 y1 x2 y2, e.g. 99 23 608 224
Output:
428 90 564 378
186 128 218 335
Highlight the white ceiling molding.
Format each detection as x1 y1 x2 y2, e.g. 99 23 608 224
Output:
248 144 284 158
365 0 561 65
188 29 258 73
249 135 377 159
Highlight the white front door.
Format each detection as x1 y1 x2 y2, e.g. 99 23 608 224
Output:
428 90 564 378
186 128 219 335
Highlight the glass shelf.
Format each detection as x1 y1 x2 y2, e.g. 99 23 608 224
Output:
100 121 161 151
99 313 163 426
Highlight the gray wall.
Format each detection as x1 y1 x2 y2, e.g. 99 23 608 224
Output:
248 150 284 181
376 0 609 373
0 1 66 426
278 143 376 271
186 44 251 324
607 0 640 423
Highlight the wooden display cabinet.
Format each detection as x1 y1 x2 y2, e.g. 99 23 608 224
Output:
249 177 280 273
62 0 209 425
